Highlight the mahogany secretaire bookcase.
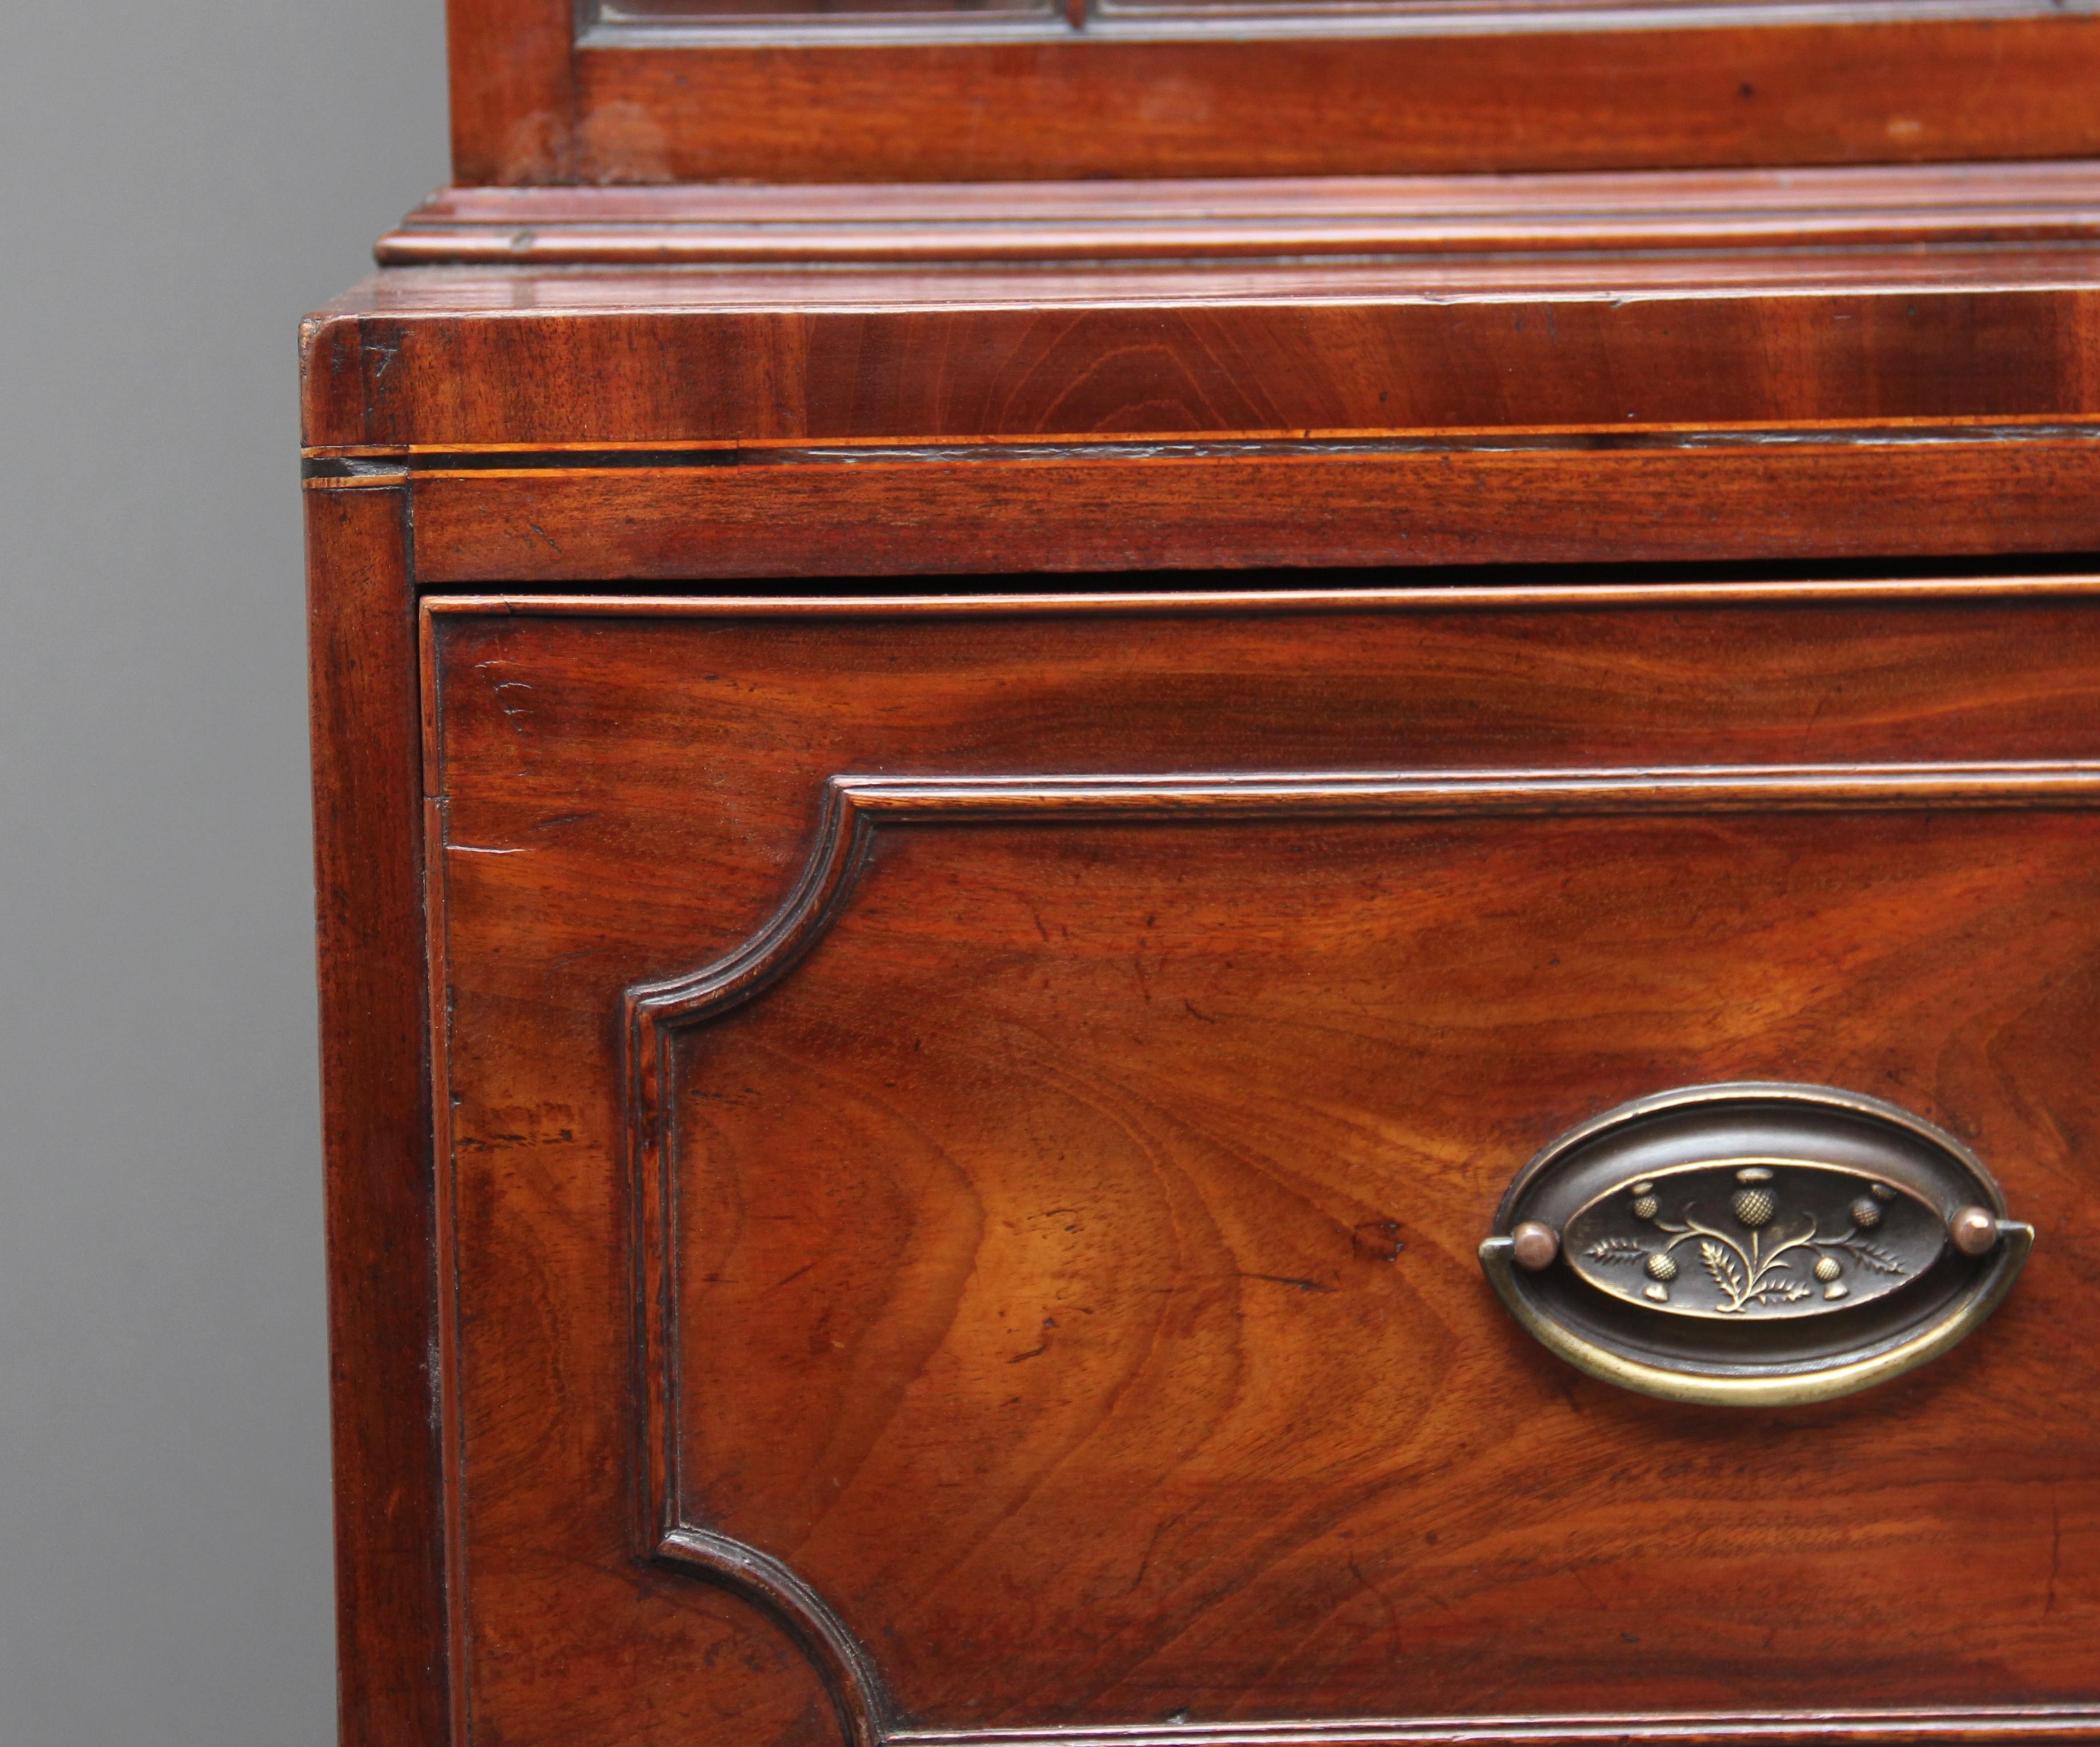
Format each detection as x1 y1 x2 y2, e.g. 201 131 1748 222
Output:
306 3 2100 1744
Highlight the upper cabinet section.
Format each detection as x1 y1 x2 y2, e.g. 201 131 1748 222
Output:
448 0 2100 183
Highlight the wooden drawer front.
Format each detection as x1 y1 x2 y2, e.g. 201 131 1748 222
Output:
425 589 2100 1747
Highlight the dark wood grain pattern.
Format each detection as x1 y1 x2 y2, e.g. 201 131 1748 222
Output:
302 257 2100 454
423 589 2100 1746
655 810 2090 1725
377 162 2100 266
304 476 453 1747
400 434 2100 580
314 5 2100 1730
447 2 2100 184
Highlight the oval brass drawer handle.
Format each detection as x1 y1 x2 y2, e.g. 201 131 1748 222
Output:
1479 1083 2033 1406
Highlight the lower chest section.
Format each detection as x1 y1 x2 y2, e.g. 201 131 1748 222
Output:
422 591 2100 1746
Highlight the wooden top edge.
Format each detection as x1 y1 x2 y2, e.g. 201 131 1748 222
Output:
302 418 2100 463
420 576 2100 616
379 162 2100 266
313 246 2100 322
296 414 2100 458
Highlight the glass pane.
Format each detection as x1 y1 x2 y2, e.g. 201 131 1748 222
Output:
1092 0 1862 18
602 0 1056 21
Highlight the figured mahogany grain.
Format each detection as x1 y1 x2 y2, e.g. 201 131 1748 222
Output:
302 258 2100 452
665 810 2097 1723
319 2 2100 1740
423 590 2100 1745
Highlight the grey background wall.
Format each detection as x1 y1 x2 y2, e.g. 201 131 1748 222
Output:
2 5 448 1740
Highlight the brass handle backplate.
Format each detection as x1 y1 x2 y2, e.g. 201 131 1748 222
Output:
1480 1083 2031 1406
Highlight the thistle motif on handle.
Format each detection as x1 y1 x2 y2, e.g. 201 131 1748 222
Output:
1485 1083 2032 1402
1588 1169 1906 1311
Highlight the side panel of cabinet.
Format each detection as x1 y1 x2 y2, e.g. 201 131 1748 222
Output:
306 479 453 1747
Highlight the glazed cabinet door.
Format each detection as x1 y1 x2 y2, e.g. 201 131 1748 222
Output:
421 587 2100 1747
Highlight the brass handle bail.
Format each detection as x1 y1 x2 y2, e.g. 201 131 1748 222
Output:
1480 1083 2032 1406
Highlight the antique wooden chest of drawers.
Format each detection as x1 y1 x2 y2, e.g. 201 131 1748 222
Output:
307 5 2100 1744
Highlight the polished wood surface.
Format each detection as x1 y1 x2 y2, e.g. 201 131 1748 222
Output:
397 432 2100 580
445 0 2100 184
303 244 2100 577
315 4 2100 1735
303 252 2100 471
422 588 2100 1745
378 162 2100 266
305 478 453 1747
310 200 2100 571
